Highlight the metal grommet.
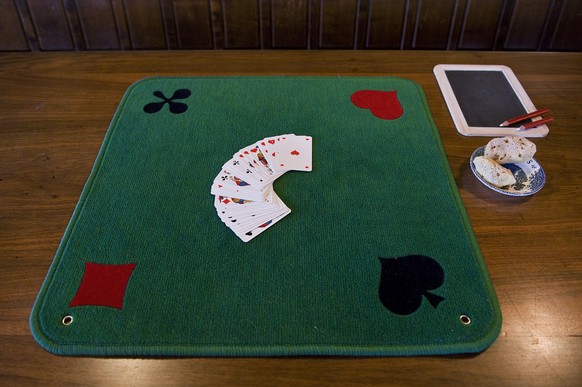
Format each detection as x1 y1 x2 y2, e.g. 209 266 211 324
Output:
62 315 74 326
460 314 471 325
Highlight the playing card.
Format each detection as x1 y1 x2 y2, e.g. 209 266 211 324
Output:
211 170 270 202
214 189 276 221
222 156 267 188
233 144 268 177
234 143 283 183
228 193 288 233
238 208 291 243
215 190 290 239
273 135 312 172
214 194 273 214
257 135 285 167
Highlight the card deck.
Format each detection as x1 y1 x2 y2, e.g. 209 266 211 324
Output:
211 134 312 242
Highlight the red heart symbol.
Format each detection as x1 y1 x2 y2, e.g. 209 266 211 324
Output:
350 90 403 120
290 150 300 155
268 139 275 144
251 148 258 153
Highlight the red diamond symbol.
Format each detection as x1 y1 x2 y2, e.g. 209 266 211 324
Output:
69 262 136 309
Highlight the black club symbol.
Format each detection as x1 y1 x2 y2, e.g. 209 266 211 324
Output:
143 89 191 114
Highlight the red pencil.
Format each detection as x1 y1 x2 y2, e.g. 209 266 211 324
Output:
517 116 554 131
499 108 550 127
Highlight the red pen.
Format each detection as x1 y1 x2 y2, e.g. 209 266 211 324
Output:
499 108 550 127
517 116 554 131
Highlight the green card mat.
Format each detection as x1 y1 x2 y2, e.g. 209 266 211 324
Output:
30 76 501 356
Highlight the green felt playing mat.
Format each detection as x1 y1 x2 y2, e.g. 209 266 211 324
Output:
30 76 501 356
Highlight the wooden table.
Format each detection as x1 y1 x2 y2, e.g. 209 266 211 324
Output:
1 51 580 385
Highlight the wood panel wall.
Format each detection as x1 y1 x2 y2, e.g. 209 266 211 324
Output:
1 0 581 51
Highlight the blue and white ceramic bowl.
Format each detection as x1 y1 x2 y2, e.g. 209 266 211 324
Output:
470 146 546 196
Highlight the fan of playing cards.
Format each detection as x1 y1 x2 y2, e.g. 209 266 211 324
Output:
211 134 313 242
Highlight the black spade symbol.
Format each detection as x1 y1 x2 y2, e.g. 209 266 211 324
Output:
378 255 445 315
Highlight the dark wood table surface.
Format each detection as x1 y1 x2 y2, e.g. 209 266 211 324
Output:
1 51 581 385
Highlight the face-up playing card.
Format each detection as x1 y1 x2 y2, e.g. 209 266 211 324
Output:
233 145 268 175
215 191 290 240
222 157 266 187
257 135 284 167
211 170 270 202
212 134 312 242
238 208 291 242
235 144 283 183
258 134 312 172
230 205 289 235
214 194 273 214
214 190 276 221
274 135 312 172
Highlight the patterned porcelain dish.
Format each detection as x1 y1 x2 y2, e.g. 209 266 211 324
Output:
470 146 546 196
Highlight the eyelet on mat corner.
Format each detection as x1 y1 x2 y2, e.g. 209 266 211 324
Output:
459 314 472 325
62 315 74 326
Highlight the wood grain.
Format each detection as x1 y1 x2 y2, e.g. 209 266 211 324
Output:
547 0 582 51
319 0 358 48
457 0 504 50
25 0 74 50
270 0 309 49
412 0 457 49
75 0 121 50
174 0 214 49
0 0 29 51
221 0 261 48
503 0 553 50
124 0 168 49
0 51 581 385
366 0 406 49
2 0 581 51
